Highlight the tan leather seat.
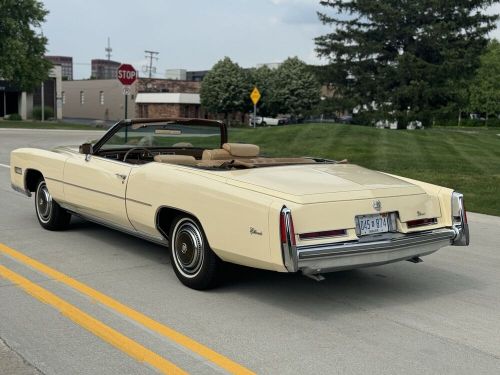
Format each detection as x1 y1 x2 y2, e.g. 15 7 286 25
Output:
222 143 260 158
201 148 232 160
202 143 260 160
154 154 197 166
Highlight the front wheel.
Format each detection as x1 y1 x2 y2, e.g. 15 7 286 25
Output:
169 216 221 290
35 179 71 230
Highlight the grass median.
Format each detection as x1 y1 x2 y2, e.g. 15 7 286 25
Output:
229 124 500 216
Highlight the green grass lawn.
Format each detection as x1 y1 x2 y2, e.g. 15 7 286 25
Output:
2 120 498 216
0 120 95 130
229 124 500 216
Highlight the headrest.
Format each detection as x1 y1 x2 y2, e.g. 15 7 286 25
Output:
222 143 260 157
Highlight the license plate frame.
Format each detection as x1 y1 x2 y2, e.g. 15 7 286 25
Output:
356 213 391 236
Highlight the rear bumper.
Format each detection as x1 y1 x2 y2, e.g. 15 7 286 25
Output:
283 227 466 275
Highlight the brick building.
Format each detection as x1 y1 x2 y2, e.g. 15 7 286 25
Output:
61 78 205 121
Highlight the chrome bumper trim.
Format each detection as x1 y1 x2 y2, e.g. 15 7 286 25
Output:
295 228 456 275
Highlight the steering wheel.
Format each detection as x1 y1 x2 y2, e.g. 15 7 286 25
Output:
123 147 155 162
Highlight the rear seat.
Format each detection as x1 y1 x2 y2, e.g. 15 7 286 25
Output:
202 143 260 160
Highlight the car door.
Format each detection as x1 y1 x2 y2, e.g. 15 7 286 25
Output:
63 153 134 230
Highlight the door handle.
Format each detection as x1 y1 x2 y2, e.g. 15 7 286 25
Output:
115 173 127 182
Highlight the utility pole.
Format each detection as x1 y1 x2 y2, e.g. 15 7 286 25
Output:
143 50 159 78
41 81 45 122
105 37 112 60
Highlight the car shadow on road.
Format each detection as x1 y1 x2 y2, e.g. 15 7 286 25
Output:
215 261 483 319
69 218 483 318
68 218 170 264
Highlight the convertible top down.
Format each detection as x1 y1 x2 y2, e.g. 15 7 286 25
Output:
11 118 469 289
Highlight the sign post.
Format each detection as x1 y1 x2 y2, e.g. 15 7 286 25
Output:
117 64 137 120
250 87 261 128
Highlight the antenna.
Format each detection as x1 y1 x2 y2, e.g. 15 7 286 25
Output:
105 37 112 60
143 50 159 78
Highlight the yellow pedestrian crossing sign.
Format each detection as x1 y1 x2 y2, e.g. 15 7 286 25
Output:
250 87 261 105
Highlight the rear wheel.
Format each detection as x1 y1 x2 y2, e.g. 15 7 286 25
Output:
168 215 221 290
35 179 71 230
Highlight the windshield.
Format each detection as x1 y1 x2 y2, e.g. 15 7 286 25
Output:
100 122 221 150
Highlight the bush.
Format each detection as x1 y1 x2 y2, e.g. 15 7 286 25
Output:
8 113 22 121
32 106 54 120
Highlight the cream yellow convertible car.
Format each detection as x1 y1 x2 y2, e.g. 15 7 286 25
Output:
10 118 469 289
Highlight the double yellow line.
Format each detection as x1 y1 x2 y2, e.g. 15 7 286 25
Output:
0 243 255 375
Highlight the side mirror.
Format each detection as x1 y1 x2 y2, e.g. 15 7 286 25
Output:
79 143 93 155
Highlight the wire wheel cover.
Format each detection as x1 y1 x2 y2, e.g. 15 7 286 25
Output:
36 182 52 223
173 220 204 277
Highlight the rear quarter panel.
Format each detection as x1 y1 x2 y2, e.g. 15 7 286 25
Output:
126 163 281 271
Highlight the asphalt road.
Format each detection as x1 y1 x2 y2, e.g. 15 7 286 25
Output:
0 128 499 375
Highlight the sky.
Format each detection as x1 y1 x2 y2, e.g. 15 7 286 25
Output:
41 0 500 80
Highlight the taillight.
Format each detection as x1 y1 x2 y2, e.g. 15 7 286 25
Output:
280 211 287 244
299 229 347 240
280 207 296 246
407 218 437 229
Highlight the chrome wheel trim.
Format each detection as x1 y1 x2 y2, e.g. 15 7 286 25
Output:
36 181 53 224
172 218 205 278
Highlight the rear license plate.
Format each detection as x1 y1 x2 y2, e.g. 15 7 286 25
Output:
356 213 390 236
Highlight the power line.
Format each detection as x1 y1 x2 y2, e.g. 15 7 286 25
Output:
143 50 159 78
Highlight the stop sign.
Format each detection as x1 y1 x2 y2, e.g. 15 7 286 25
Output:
117 64 137 85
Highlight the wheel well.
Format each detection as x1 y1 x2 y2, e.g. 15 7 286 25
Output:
156 206 197 240
25 169 44 192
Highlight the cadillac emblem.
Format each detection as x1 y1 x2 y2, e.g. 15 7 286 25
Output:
373 200 382 212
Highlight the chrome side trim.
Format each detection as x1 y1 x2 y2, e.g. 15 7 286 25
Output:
281 207 298 272
45 177 152 207
46 177 124 201
62 204 168 247
295 228 456 275
127 198 153 207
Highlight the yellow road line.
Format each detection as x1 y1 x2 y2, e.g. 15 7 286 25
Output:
0 264 187 375
0 243 255 375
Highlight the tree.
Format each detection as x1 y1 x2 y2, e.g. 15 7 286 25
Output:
200 57 252 125
0 0 52 91
315 0 499 126
469 39 500 121
250 65 276 116
269 57 320 117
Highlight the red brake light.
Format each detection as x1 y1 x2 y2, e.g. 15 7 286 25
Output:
280 208 296 246
407 218 437 228
299 229 347 240
280 211 287 244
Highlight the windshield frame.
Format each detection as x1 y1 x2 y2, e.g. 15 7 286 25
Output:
91 118 227 154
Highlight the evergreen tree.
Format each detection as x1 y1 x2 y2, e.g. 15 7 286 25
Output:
0 0 52 90
315 0 499 125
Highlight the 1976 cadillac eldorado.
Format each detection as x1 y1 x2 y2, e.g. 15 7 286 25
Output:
10 118 469 289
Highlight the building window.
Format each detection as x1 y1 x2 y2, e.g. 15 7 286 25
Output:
99 91 104 105
62 91 66 104
80 91 84 105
